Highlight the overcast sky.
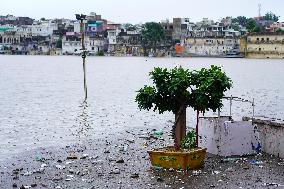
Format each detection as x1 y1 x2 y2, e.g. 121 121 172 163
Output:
1 0 283 24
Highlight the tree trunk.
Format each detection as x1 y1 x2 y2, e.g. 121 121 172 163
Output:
174 108 186 148
196 111 200 148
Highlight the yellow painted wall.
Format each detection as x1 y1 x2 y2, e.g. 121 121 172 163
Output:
246 34 284 59
239 37 247 54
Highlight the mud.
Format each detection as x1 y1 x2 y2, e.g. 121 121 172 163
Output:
1 126 284 189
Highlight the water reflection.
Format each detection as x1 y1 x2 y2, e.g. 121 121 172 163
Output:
75 101 92 140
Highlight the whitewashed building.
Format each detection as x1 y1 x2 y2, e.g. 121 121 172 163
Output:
62 34 105 55
62 35 82 54
14 25 33 38
31 21 58 37
184 37 240 56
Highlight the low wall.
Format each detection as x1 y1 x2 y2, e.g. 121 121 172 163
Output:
243 116 284 158
199 116 258 157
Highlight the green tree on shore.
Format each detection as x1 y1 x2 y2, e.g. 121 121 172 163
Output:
141 22 165 56
276 28 284 33
263 12 280 22
246 19 259 33
56 37 62 49
136 66 232 148
232 16 248 27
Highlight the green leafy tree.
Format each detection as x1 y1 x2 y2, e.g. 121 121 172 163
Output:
96 50 104 56
276 28 284 33
141 22 165 55
246 18 258 32
232 16 248 27
136 66 232 149
56 38 62 49
253 25 261 33
263 12 280 22
232 23 240 31
124 23 137 31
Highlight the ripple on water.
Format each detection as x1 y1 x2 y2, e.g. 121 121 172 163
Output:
0 56 283 160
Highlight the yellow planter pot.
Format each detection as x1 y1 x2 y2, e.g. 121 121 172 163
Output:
148 147 207 171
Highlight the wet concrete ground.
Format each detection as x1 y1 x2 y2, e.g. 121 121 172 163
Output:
1 127 284 189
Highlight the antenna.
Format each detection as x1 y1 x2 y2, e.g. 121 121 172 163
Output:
258 3 262 17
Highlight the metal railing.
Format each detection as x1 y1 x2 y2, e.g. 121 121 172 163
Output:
222 96 255 118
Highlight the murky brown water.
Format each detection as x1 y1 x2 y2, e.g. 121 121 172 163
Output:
0 55 283 160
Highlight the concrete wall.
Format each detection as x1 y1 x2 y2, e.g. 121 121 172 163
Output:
199 116 260 156
243 117 284 158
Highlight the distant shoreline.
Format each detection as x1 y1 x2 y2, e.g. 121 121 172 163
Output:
1 54 283 59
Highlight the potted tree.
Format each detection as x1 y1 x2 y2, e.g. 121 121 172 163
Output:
135 65 232 170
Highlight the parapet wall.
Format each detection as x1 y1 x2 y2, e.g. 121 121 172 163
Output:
243 116 284 158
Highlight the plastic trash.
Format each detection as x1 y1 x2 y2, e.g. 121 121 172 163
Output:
40 164 47 168
35 154 42 161
67 155 78 160
250 160 263 165
154 131 163 136
262 183 281 187
55 165 66 170
23 171 33 176
212 171 220 175
221 157 240 163
153 166 162 171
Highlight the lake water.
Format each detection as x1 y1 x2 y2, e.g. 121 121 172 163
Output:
0 55 284 160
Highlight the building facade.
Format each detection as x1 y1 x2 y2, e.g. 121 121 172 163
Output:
241 33 284 59
184 37 239 56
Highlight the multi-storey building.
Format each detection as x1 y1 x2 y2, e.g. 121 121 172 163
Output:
184 37 239 56
240 33 284 59
62 33 105 55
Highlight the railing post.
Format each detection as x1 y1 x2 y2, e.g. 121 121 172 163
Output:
229 95 232 117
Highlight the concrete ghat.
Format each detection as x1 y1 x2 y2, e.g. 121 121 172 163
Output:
243 116 284 158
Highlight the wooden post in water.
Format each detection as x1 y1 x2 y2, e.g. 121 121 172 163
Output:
76 14 88 101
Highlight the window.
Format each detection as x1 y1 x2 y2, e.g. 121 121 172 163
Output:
92 47 94 50
259 48 261 51
267 38 269 42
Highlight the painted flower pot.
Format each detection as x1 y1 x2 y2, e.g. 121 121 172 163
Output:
148 147 206 171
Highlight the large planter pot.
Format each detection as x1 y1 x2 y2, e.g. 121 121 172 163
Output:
148 147 207 171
